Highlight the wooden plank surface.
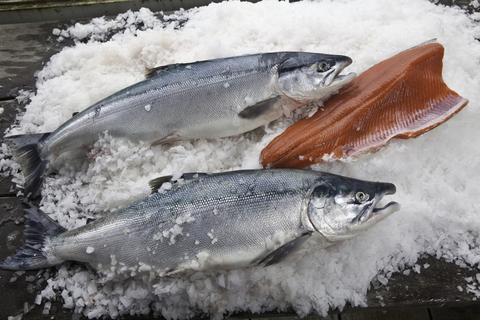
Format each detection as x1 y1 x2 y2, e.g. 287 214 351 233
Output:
0 0 475 26
341 309 430 320
430 305 480 320
1 8 480 320
0 0 227 24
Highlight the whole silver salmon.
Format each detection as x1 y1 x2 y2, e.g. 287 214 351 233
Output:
0 169 398 276
6 52 355 197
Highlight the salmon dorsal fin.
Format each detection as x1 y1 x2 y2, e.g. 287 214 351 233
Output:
145 63 191 79
149 172 210 193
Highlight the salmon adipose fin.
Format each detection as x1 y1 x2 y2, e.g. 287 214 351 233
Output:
4 133 51 198
0 202 66 270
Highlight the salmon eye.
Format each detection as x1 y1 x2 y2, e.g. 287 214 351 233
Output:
317 61 331 72
355 191 368 203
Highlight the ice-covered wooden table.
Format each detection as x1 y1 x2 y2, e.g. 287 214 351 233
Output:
1 10 480 320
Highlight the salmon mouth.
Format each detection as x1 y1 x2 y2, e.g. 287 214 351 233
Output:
356 183 398 225
361 196 399 225
372 201 398 214
323 55 356 87
324 71 356 88
372 201 400 216
334 193 399 237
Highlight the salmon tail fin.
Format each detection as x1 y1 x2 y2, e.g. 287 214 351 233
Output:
0 201 66 271
4 133 51 198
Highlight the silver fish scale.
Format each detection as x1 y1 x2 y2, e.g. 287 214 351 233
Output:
7 51 354 198
41 53 293 158
50 170 321 274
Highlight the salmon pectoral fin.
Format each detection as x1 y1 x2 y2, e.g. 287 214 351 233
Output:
151 133 182 146
238 96 282 119
258 231 312 267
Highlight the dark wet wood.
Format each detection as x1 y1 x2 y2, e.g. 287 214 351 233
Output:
341 309 430 320
0 20 67 97
1 8 480 320
430 305 480 320
0 0 229 25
